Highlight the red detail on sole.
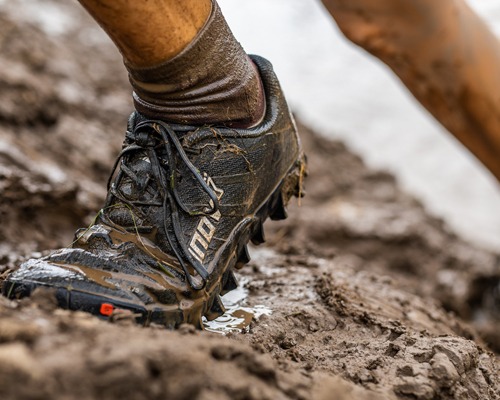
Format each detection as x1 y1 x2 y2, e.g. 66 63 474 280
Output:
100 303 114 316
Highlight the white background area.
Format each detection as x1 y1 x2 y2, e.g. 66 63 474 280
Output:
218 0 500 251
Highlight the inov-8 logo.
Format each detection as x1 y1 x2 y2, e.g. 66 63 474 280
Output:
188 173 224 264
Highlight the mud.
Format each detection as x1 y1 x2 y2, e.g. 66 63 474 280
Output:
0 2 498 399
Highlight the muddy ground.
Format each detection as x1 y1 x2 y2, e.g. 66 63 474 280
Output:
0 2 498 399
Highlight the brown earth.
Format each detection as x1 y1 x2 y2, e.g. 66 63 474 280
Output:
0 1 498 399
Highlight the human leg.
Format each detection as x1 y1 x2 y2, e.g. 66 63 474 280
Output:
322 0 500 181
79 0 264 128
78 0 211 67
2 1 305 327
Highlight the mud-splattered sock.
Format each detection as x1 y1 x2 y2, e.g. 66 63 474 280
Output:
125 1 265 128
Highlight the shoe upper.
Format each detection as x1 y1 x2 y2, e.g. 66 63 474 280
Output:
2 56 303 323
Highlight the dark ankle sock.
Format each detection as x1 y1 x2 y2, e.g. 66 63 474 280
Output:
125 1 265 128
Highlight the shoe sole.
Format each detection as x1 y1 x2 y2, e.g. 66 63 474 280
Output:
3 153 307 329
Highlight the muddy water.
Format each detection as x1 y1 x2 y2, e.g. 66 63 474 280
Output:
203 275 272 333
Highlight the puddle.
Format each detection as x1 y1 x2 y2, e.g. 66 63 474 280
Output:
203 276 272 334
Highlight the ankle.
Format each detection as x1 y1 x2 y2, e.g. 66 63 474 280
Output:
125 1 265 128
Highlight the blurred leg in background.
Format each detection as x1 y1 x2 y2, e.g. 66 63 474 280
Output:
322 0 500 181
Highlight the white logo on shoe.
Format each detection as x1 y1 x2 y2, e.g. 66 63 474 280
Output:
188 173 224 263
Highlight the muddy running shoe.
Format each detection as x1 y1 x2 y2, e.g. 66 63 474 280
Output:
2 56 306 328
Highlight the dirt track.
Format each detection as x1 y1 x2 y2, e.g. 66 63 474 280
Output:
0 2 498 399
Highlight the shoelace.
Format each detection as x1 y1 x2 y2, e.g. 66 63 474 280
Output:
105 119 220 290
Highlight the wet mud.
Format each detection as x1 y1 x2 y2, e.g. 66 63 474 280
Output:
0 2 498 399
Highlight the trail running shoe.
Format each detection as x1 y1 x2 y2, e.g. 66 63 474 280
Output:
2 56 306 328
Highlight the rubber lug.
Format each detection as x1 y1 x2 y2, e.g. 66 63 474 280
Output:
270 192 288 221
251 222 266 245
236 245 251 269
205 295 226 321
221 270 238 295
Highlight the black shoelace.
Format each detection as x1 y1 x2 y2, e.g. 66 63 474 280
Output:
104 119 220 290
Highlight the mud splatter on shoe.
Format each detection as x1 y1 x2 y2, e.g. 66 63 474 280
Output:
2 56 306 328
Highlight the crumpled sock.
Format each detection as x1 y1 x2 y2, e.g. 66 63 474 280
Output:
125 1 265 128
